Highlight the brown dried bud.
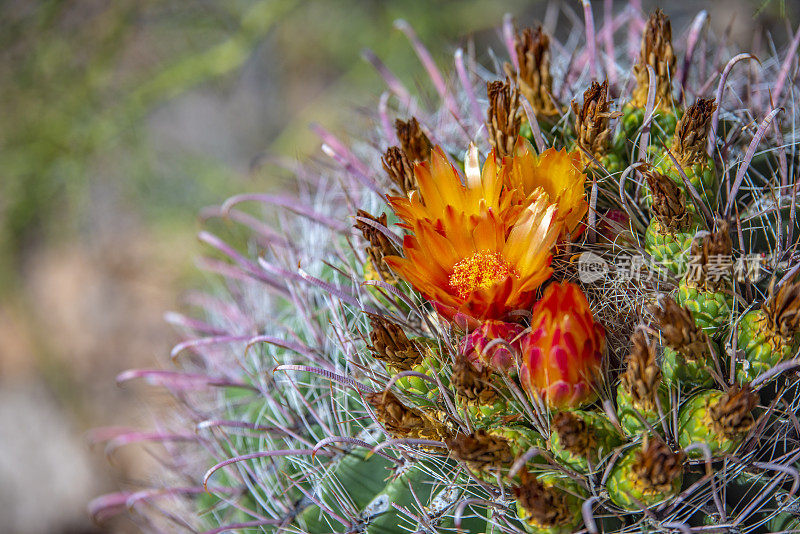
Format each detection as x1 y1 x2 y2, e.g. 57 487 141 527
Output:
619 331 661 411
631 10 675 109
645 169 692 231
572 80 618 164
633 437 685 495
508 27 558 117
762 277 800 340
514 472 576 528
395 117 432 164
552 411 597 459
688 220 732 291
446 429 514 472
355 210 399 283
486 79 521 158
709 385 757 439
367 315 423 371
673 98 717 167
364 390 448 442
650 298 710 362
381 146 416 195
451 356 498 406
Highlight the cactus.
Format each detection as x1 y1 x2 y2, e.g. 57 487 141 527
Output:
91 5 800 534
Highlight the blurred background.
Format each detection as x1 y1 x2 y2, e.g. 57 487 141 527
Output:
0 0 794 532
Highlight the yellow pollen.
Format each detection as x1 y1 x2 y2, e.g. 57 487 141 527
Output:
449 252 518 299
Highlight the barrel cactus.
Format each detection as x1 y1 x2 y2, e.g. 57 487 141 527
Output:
91 4 800 534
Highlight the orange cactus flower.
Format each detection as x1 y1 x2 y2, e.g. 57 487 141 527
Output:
503 138 588 239
385 145 561 323
518 281 605 408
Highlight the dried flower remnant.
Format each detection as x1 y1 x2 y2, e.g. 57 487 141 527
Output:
572 80 618 164
552 411 598 459
367 315 423 371
395 117 432 164
508 26 558 117
514 471 579 531
364 389 449 442
646 169 692 232
709 385 757 439
446 429 514 472
355 210 399 283
382 146 416 195
486 80 521 158
631 9 676 110
672 98 717 167
450 355 498 405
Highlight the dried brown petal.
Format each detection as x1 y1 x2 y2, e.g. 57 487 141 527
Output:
572 80 618 163
446 429 514 472
552 411 597 459
451 356 498 405
709 385 757 439
688 220 732 291
651 298 710 362
356 210 399 282
763 277 800 339
364 390 448 442
486 79 521 158
395 117 432 164
631 10 675 109
367 315 424 371
672 98 717 166
633 437 685 494
382 146 416 195
620 331 661 410
645 169 692 231
509 26 558 117
514 472 575 528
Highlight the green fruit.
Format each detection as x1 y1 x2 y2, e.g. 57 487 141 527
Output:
616 382 669 436
644 219 697 275
465 395 525 428
661 345 716 389
677 390 742 457
395 354 444 406
677 279 733 334
549 410 623 473
736 309 798 384
606 443 683 510
653 154 717 208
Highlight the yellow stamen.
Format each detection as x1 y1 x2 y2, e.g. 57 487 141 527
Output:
449 252 518 299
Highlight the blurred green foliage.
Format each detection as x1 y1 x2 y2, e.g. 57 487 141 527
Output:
0 0 530 295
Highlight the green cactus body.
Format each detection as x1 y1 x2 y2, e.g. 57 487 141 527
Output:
500 426 546 458
661 345 716 389
616 382 669 436
298 449 395 532
677 279 733 334
644 219 697 275
652 154 717 207
394 354 444 406
606 447 682 510
516 474 584 534
736 309 798 383
619 103 678 146
465 394 525 428
549 410 622 473
677 390 742 457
